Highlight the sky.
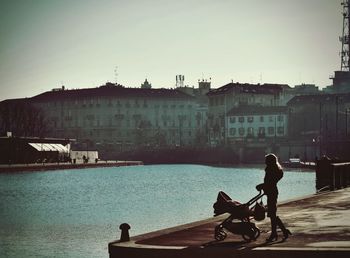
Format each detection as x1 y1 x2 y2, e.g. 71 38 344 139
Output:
0 0 343 101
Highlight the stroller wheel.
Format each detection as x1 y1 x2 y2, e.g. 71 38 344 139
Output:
214 226 227 241
242 224 260 242
253 225 260 239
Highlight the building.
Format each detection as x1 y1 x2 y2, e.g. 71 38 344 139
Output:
206 82 286 146
1 82 199 158
287 93 350 160
293 83 320 95
0 134 71 164
225 106 288 162
227 106 288 142
176 79 212 146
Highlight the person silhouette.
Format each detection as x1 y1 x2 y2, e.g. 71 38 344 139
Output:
257 153 292 242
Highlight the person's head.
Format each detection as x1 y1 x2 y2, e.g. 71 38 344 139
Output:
265 153 280 167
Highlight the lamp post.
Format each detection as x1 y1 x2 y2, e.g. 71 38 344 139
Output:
346 108 349 137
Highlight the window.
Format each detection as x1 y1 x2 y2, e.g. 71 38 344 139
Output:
258 127 265 136
229 128 236 136
238 117 245 123
239 127 245 136
260 116 264 122
277 115 284 122
247 116 254 123
268 127 275 135
269 116 274 122
230 117 236 123
247 127 254 136
277 126 284 134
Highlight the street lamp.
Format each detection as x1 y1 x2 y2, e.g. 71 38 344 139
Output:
346 108 350 137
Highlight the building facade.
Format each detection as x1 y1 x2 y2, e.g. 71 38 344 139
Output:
206 82 285 146
227 106 288 143
24 83 199 155
287 93 350 160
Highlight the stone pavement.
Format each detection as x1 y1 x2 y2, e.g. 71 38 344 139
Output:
109 188 350 258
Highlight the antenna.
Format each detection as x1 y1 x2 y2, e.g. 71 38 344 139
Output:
114 66 118 85
340 0 350 71
176 75 185 87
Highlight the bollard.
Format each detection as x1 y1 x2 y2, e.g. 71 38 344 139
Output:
119 223 131 242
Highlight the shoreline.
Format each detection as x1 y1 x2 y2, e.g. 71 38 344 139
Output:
0 160 143 173
0 161 315 173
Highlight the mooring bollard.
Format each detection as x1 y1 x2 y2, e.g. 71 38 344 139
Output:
119 223 131 242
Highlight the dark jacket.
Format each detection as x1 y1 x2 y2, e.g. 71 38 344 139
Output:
263 165 283 196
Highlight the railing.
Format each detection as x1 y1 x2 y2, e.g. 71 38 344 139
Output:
316 157 350 191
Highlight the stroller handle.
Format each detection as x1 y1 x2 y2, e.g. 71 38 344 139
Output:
246 189 265 206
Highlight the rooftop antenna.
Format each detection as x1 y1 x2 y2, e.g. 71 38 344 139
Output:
114 66 118 85
176 75 184 87
340 0 350 71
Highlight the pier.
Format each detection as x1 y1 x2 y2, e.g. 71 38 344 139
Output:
109 187 350 258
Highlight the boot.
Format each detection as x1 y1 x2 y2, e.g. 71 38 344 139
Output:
266 216 278 242
276 216 292 240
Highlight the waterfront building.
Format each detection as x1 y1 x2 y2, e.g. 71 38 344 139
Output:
0 134 71 164
1 82 199 157
226 106 288 142
225 106 288 162
206 82 286 146
287 93 350 160
176 79 211 145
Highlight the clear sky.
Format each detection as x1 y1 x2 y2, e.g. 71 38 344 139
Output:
0 0 343 101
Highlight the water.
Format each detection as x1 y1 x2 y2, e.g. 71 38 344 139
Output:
0 164 315 258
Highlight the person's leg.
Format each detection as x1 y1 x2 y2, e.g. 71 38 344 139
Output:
276 216 292 240
266 195 278 242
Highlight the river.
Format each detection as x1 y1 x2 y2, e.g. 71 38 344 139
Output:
0 164 315 258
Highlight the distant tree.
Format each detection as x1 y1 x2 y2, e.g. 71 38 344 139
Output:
0 100 50 137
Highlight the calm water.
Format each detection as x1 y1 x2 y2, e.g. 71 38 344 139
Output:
0 164 315 258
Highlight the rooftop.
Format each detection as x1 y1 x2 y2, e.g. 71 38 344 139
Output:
29 83 194 102
207 82 287 96
287 92 350 105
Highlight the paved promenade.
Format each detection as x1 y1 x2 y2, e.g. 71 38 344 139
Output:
109 188 350 258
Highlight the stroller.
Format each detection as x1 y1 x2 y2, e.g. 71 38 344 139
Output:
213 190 265 242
